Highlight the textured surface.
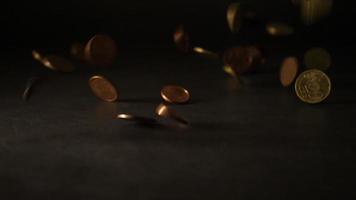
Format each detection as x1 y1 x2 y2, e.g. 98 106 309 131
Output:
0 49 356 199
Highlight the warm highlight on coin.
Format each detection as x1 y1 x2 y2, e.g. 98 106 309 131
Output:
223 47 253 74
42 55 76 72
227 2 241 33
280 57 299 87
304 48 331 71
85 34 118 67
266 22 294 36
89 76 118 102
173 25 190 53
161 85 190 104
295 69 331 104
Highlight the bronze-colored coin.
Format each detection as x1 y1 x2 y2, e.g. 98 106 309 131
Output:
223 47 253 74
304 48 331 71
266 22 294 36
227 2 242 33
155 104 188 125
42 55 76 72
280 57 299 87
89 75 118 102
301 0 333 25
32 50 43 62
85 34 118 67
116 113 157 124
22 76 41 101
173 25 190 53
193 47 219 59
161 85 190 104
70 42 85 60
295 69 331 104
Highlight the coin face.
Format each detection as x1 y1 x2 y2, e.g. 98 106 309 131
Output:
223 47 253 74
89 76 118 102
173 25 190 53
42 55 76 72
295 69 331 104
266 22 294 36
280 57 299 87
304 48 331 71
161 85 190 104
227 3 242 33
71 42 85 60
85 34 118 67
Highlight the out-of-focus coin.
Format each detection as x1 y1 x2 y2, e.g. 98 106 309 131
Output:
155 104 188 125
161 85 190 104
295 69 331 104
193 47 219 59
223 65 237 78
227 2 242 33
301 0 333 25
266 22 294 36
42 55 76 72
89 75 118 102
22 76 41 101
280 57 299 87
245 45 264 66
304 48 331 71
223 47 253 74
32 50 43 62
116 113 157 125
70 42 85 60
85 34 118 67
173 25 190 53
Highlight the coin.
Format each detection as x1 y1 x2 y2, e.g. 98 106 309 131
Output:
22 76 41 101
223 65 237 78
85 34 118 67
280 57 299 87
223 47 253 74
304 48 331 71
193 47 219 59
295 69 331 104
32 50 43 62
266 22 294 36
70 42 85 60
116 113 157 125
173 25 190 53
161 85 190 104
155 104 188 125
301 0 333 25
89 75 118 102
227 2 242 33
42 55 76 72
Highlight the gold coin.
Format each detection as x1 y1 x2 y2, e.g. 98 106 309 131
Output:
85 34 118 67
89 76 118 102
42 55 76 72
280 57 299 87
116 114 157 124
223 47 253 74
295 69 331 104
173 25 190 53
304 48 331 71
266 22 294 36
227 3 242 33
301 0 333 25
155 104 188 125
193 47 219 59
161 85 190 104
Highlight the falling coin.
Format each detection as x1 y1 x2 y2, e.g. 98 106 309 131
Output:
32 50 43 62
161 85 190 104
42 55 76 72
266 22 294 36
227 2 242 33
116 113 157 125
295 69 331 104
173 25 190 53
85 34 118 67
280 57 299 87
304 48 331 71
223 46 253 74
155 104 188 125
89 75 119 102
22 76 41 101
301 0 333 25
193 47 219 59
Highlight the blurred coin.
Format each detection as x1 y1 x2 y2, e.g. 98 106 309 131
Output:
227 3 242 33
22 76 41 101
280 57 299 87
266 22 294 36
155 104 188 125
295 69 331 104
85 34 118 67
116 113 157 125
70 42 85 60
161 85 190 104
32 50 43 62
223 47 253 74
304 48 331 71
223 65 237 78
301 0 333 25
193 47 219 59
89 75 118 102
42 55 76 72
173 25 190 53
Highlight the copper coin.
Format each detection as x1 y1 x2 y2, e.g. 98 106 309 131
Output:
42 55 76 72
161 85 190 104
304 48 331 71
116 113 157 124
89 76 118 102
223 47 253 74
85 34 118 67
280 57 299 87
155 104 188 125
173 25 190 53
70 42 85 60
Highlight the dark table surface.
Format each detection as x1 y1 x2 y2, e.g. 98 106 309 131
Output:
0 48 355 199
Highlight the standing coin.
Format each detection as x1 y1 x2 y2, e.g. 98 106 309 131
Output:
42 55 76 72
173 25 190 53
280 57 299 87
304 48 331 71
85 34 118 67
89 76 118 102
161 85 190 104
295 69 331 104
